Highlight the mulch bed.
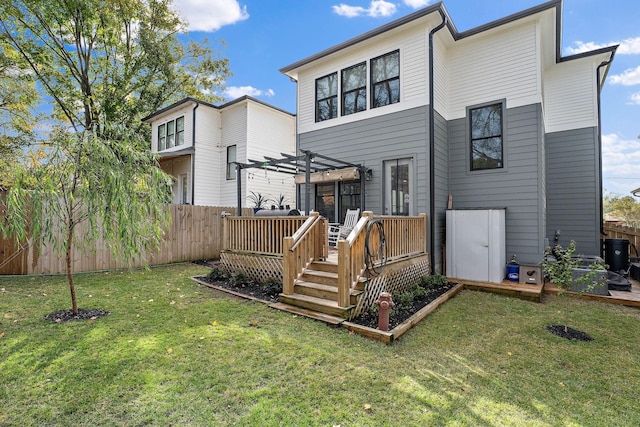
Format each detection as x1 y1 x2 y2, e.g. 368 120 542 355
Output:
350 284 454 330
546 325 593 341
45 308 111 323
195 275 280 303
196 264 453 330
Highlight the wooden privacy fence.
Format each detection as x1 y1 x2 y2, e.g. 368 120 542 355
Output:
0 205 251 275
603 223 640 256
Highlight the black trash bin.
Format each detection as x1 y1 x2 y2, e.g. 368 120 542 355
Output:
604 238 629 273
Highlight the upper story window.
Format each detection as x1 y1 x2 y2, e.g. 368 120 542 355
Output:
341 62 366 116
157 116 185 151
470 103 503 171
371 50 400 108
316 73 338 122
226 145 237 180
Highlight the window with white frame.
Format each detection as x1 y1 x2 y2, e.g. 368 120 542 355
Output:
371 50 400 108
157 116 185 151
227 145 237 180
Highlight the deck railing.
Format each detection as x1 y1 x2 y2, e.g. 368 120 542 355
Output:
379 213 428 261
224 215 308 255
337 212 372 307
282 213 326 296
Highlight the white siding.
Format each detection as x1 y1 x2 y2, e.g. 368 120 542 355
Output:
150 103 194 154
160 156 191 204
433 33 449 117
245 102 297 208
543 58 598 133
295 22 430 134
448 22 540 119
220 103 248 206
193 106 222 206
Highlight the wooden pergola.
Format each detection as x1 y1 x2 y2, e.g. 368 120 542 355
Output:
235 150 370 216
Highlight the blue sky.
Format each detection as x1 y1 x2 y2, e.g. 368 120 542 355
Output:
173 0 640 197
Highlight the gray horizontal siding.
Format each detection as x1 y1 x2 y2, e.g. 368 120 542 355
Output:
546 127 600 255
298 106 429 216
434 110 448 274
448 103 545 264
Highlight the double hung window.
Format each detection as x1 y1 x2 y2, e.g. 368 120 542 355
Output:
371 50 400 108
157 116 185 151
315 73 338 122
469 103 503 171
341 62 366 116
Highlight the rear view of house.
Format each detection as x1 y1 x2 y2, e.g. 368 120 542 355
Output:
144 96 296 208
280 0 616 273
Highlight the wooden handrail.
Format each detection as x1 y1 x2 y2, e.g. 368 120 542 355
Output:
290 212 321 251
283 212 325 297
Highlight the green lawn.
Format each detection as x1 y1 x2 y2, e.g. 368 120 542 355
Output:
1 264 639 426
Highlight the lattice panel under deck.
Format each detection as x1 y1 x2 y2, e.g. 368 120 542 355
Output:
352 255 431 319
220 252 283 283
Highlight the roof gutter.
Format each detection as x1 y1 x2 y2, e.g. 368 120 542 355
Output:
429 9 447 273
191 102 199 204
596 51 616 237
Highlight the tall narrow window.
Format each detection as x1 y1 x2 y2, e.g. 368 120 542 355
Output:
158 123 166 151
342 63 366 116
176 116 185 146
227 145 237 180
180 174 188 204
470 103 503 170
167 120 175 148
371 50 400 108
315 72 338 122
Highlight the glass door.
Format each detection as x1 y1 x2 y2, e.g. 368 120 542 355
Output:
384 158 412 216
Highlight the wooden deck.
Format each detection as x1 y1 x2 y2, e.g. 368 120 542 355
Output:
452 278 545 302
450 275 640 307
544 276 640 307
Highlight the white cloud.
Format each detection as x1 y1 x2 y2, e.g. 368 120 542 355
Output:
224 86 275 100
631 92 640 105
609 65 640 86
403 0 431 8
565 36 640 56
333 1 397 18
602 133 640 195
173 0 249 32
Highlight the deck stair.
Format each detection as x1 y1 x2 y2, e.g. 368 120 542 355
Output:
279 260 364 319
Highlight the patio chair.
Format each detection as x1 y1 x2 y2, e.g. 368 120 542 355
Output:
328 208 360 247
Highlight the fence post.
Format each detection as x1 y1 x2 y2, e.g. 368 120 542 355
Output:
337 239 350 308
282 236 294 296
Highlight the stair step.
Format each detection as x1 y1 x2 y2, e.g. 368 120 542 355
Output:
309 260 338 274
279 293 354 318
294 280 362 304
269 302 345 325
300 269 338 286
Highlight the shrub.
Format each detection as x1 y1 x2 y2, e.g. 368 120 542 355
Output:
206 267 228 281
420 274 448 291
229 271 251 287
262 279 282 297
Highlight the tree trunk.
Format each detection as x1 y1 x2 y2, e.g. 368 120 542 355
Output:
66 223 77 315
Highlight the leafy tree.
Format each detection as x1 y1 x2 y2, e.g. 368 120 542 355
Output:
0 0 231 315
1 125 173 315
604 195 640 227
540 240 606 334
0 0 230 140
0 39 39 182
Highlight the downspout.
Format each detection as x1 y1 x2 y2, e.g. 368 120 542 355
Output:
597 57 613 240
191 102 199 205
429 9 447 273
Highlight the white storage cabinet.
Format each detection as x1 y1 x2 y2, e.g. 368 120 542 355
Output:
446 209 506 283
